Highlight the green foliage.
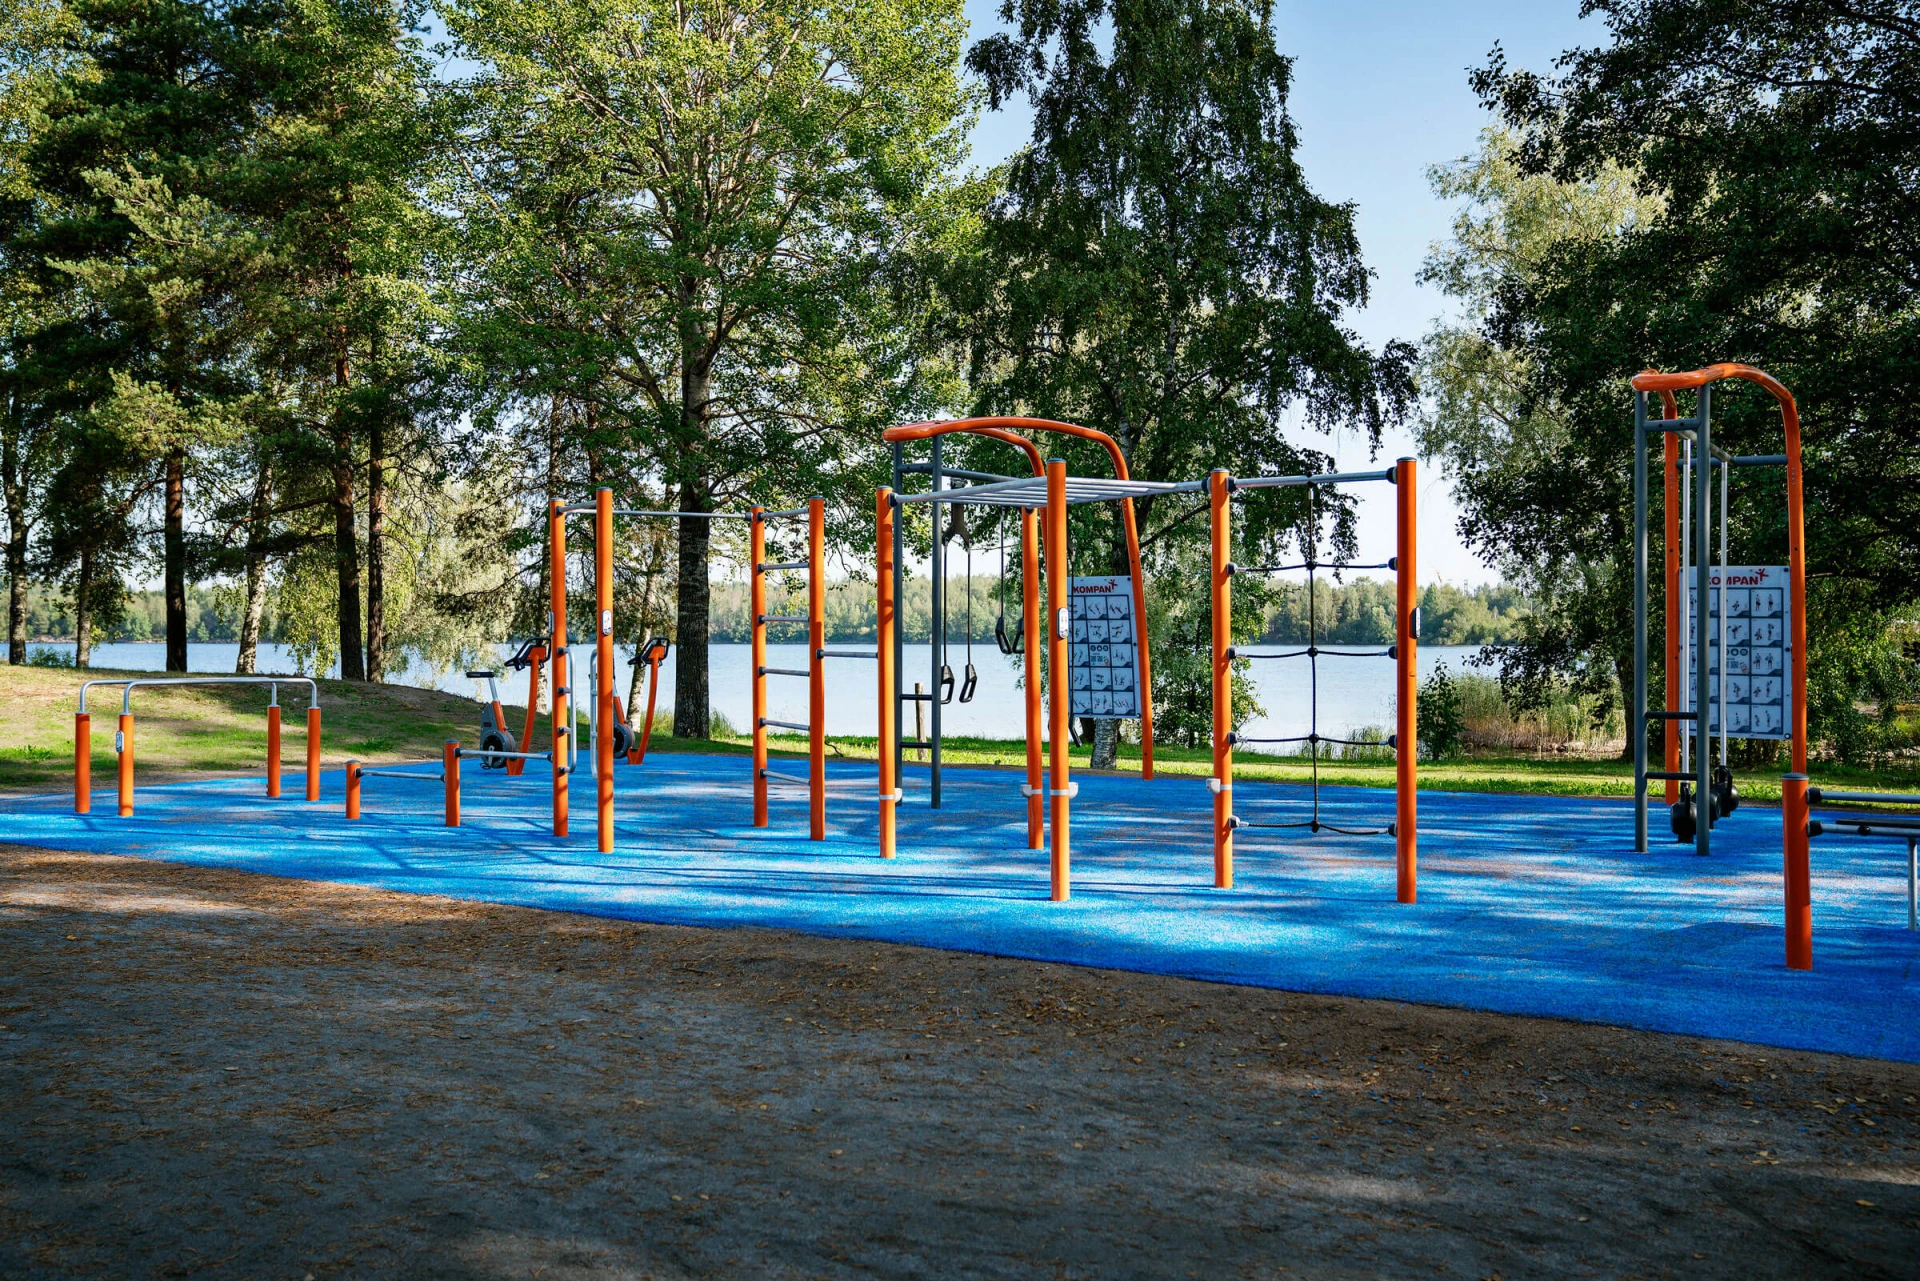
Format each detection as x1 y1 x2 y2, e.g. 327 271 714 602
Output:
25 645 72 667
1418 662 1466 760
1806 601 1920 769
1146 542 1263 747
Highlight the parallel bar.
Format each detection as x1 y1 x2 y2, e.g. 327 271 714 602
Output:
1233 647 1393 659
357 768 444 780
762 506 810 520
1813 813 1920 830
896 463 1017 484
1810 789 1920 806
761 770 813 787
1238 560 1394 574
760 614 808 624
758 560 809 572
819 650 878 660
1732 454 1788 467
1645 770 1695 782
760 718 810 733
611 509 751 520
759 667 810 678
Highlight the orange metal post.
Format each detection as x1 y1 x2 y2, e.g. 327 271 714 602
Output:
1021 507 1043 850
595 488 615 854
267 704 282 798
444 741 462 826
1663 421 1681 803
809 497 826 841
635 644 661 763
550 499 569 838
1045 458 1071 901
1395 458 1419 903
306 707 321 801
117 712 133 816
346 761 361 819
74 713 90 814
876 489 898 859
511 647 544 778
1209 470 1233 889
750 508 769 828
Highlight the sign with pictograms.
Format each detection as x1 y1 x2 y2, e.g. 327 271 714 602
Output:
1068 576 1142 719
1684 565 1792 740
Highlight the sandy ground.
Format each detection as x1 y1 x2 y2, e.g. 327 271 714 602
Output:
1 846 1916 1280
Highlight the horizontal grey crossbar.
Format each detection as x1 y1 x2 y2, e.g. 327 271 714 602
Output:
819 649 878 660
760 770 813 786
761 506 814 520
758 667 810 678
757 561 810 572
357 769 444 781
896 463 1020 484
1231 467 1396 491
1644 770 1698 782
1810 789 1920 807
1230 647 1394 660
758 614 809 624
1235 560 1394 575
894 475 1204 509
760 718 810 732
1642 710 1698 722
474 750 551 761
610 509 750 520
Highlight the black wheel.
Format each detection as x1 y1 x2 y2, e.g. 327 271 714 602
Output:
1670 794 1696 843
479 728 514 769
611 720 634 758
1711 764 1739 819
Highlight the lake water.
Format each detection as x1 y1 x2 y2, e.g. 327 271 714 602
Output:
30 640 1489 743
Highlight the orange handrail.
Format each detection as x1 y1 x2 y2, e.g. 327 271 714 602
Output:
881 416 1156 777
1631 363 1809 970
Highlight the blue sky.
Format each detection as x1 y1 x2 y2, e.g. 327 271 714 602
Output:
961 0 1605 585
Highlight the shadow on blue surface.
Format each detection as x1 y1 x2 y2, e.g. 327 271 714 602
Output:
8 753 1917 1061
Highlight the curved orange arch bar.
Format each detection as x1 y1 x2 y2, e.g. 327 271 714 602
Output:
1634 362 1809 969
883 415 1156 778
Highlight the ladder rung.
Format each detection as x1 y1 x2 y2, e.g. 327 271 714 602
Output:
757 560 810 573
760 718 810 732
759 614 808 624
758 667 810 678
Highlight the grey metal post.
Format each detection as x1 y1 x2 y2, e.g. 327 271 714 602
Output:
1694 385 1714 857
891 441 905 791
1633 391 1649 851
930 434 944 808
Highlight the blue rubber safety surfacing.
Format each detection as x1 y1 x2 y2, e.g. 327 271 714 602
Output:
6 755 1917 1062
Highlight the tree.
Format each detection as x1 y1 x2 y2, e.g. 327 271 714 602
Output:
957 0 1412 762
1466 0 1920 758
444 0 974 737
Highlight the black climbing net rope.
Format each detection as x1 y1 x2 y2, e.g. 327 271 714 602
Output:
1226 493 1399 837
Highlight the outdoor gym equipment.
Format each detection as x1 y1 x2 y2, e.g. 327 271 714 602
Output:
1629 362 1813 968
1207 461 1420 900
884 417 1155 819
346 742 462 826
74 675 321 816
749 496 831 840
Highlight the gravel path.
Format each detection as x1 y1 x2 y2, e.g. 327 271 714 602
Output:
2 845 1915 1279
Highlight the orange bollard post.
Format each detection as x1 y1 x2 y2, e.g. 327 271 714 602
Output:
306 707 321 802
1395 457 1419 903
1663 426 1682 804
809 496 826 841
595 488 614 854
117 712 134 817
74 712 90 814
1045 458 1071 901
550 499 569 839
1021 507 1043 850
876 489 897 859
445 741 461 827
1782 772 1811 970
749 507 769 827
346 761 362 820
1209 470 1233 889
267 703 282 798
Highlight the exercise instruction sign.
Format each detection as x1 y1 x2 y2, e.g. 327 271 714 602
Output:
1069 576 1141 719
1684 565 1792 740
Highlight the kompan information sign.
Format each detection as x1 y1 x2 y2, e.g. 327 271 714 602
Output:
1069 576 1141 719
1684 565 1792 740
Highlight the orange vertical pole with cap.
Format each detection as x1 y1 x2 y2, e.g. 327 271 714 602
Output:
1782 390 1811 971
1663 425 1682 803
74 713 90 814
1021 507 1043 850
1045 458 1071 901
808 496 826 840
876 489 898 859
267 701 282 798
117 712 134 816
1395 457 1419 903
306 705 321 801
444 741 461 827
1209 470 1233 889
750 507 769 827
346 761 361 819
595 488 615 853
550 499 569 838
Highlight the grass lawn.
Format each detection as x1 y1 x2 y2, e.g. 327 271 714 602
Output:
5 662 1917 803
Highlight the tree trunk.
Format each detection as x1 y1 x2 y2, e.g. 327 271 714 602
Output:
164 447 187 672
671 473 711 738
3 395 27 665
236 458 272 675
332 413 366 681
366 409 386 683
74 548 93 669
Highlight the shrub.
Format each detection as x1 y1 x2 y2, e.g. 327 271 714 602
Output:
27 647 75 668
1418 662 1466 759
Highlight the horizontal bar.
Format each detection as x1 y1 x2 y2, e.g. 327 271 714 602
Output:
357 769 444 781
759 718 810 732
898 739 934 749
1732 454 1788 467
1644 417 1703 435
1229 647 1394 660
899 693 933 701
1810 789 1920 807
1644 770 1698 782
893 476 1205 507
758 667 810 678
1642 710 1699 722
758 614 809 624
1811 816 1920 834
819 649 878 660
760 506 814 520
474 750 551 761
897 464 1019 484
760 770 812 786
1233 560 1394 575
1231 734 1392 749
757 561 810 572
82 674 321 715
1231 467 1396 491
608 508 751 520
